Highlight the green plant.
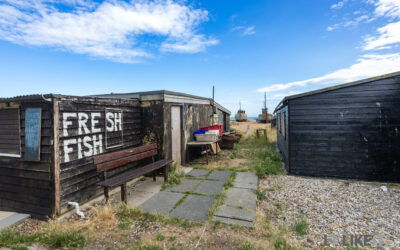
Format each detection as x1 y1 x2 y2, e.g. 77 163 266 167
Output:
39 229 86 248
266 185 282 192
237 240 255 250
168 236 176 242
274 202 282 211
293 218 308 236
0 229 38 249
274 237 295 250
253 189 266 200
155 233 165 241
168 163 185 185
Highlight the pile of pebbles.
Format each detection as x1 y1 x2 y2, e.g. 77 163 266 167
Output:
260 175 400 248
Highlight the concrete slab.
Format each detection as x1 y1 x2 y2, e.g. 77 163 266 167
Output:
207 171 232 182
212 216 253 228
165 179 202 193
195 180 225 195
214 205 255 222
186 169 210 178
140 191 185 215
0 212 30 230
224 188 257 210
233 172 258 190
170 195 215 221
0 211 14 220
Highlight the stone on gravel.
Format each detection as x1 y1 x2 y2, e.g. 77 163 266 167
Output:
140 191 185 215
186 169 210 178
195 180 225 195
224 188 257 210
165 179 202 193
214 205 255 222
170 195 215 221
233 172 258 190
207 171 232 182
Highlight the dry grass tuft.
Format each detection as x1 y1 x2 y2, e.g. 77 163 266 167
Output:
89 204 118 229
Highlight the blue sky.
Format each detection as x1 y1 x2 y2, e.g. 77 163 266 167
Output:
0 0 399 116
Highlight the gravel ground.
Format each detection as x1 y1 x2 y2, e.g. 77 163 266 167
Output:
260 175 400 249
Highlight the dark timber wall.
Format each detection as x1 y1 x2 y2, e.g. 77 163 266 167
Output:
280 74 400 182
0 101 53 218
58 97 141 213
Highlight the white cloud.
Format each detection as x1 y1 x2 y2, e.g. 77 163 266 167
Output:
363 21 400 50
331 0 348 10
0 0 218 62
257 53 400 92
373 0 400 18
232 25 256 36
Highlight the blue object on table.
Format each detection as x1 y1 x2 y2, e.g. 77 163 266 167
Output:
194 130 207 134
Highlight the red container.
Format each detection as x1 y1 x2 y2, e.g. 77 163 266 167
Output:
200 124 222 135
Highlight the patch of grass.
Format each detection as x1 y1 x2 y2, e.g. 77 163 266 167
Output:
155 233 165 241
274 237 295 250
266 185 282 192
0 229 38 249
292 218 308 236
161 163 185 190
131 243 164 250
237 240 255 250
223 171 237 189
253 189 266 200
168 236 176 242
230 135 283 177
39 227 87 249
274 202 283 212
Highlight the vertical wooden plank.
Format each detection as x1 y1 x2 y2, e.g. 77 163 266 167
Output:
171 106 181 164
120 184 127 203
52 100 61 216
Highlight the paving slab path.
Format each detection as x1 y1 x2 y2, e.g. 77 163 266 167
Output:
212 172 258 227
141 169 231 222
141 170 258 227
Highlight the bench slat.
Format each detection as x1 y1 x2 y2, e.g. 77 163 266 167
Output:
98 159 173 188
93 143 157 165
96 149 158 172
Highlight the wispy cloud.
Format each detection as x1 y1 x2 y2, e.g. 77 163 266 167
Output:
331 0 348 10
327 14 372 31
232 25 256 36
257 53 400 92
0 0 218 63
362 0 400 50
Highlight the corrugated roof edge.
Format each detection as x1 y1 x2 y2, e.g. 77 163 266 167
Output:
91 90 231 114
273 71 400 113
0 94 140 102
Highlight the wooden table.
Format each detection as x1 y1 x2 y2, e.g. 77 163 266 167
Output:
186 140 220 165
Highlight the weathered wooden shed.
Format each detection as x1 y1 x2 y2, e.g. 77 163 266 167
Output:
274 72 400 182
94 90 231 165
0 94 141 218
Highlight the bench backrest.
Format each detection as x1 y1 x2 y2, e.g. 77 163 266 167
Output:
93 143 158 172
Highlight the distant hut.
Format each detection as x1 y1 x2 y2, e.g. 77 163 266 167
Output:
235 102 248 122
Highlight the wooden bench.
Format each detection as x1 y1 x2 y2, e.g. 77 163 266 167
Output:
93 143 173 203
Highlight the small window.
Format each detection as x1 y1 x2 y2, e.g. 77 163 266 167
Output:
282 111 286 138
278 113 282 133
0 108 21 157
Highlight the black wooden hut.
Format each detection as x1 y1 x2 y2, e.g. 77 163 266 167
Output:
274 72 400 182
0 94 141 218
93 90 231 165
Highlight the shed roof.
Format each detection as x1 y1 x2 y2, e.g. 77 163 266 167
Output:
92 90 231 114
274 71 400 113
0 94 60 102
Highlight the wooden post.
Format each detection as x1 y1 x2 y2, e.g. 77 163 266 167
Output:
153 171 156 181
104 187 109 203
52 99 61 216
121 183 127 203
164 164 169 183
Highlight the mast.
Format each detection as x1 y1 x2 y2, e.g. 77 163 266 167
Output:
264 92 267 109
